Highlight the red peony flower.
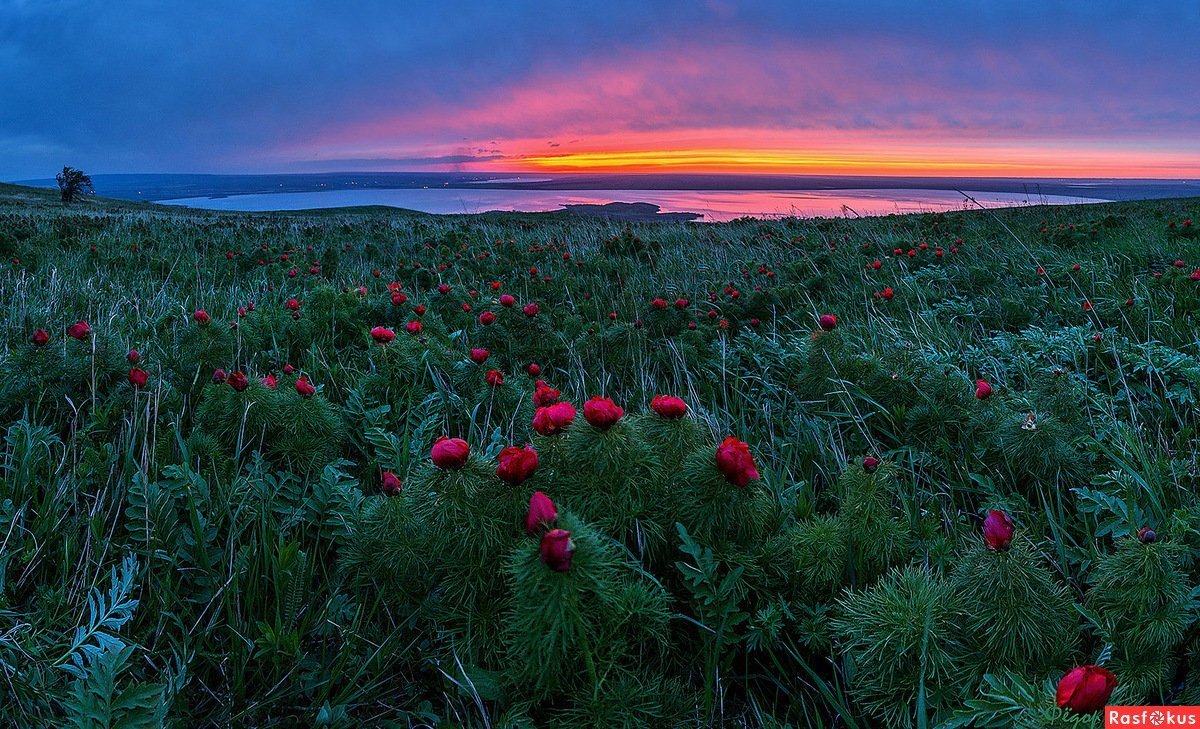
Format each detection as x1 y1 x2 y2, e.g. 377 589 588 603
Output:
479 311 496 325
485 369 504 387
500 294 516 307
522 302 539 318
431 436 470 470
651 395 688 419
583 396 624 429
469 348 490 364
863 456 880 473
1055 665 1117 714
193 310 211 327
497 444 539 485
390 291 407 306
227 371 249 392
68 321 92 340
1138 526 1157 543
1081 301 1093 312
533 382 561 408
32 328 50 346
126 349 140 364
532 402 576 435
651 298 667 310
818 314 837 331
127 367 149 388
974 379 993 400
525 490 556 534
261 374 278 389
285 298 302 311
295 376 315 398
381 471 403 496
406 321 423 335
539 529 574 572
527 362 541 377
715 437 759 487
370 326 395 344
212 368 227 384
675 298 689 309
438 284 451 294
982 510 1014 550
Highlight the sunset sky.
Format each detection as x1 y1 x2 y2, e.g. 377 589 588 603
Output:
2 1 1198 179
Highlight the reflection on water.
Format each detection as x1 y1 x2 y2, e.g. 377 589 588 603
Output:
158 187 1107 221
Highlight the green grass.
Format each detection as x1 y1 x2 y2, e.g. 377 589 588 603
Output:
1 186 1198 727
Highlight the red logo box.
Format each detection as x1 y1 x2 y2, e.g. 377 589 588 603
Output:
1107 707 1200 727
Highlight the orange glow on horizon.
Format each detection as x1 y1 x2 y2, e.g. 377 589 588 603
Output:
509 145 1200 178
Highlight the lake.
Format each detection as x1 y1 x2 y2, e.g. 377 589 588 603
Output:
157 187 1108 222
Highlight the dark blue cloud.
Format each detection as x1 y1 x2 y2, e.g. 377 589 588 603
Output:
1 1 1197 178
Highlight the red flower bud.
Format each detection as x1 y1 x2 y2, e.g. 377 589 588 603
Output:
522 302 539 318
370 326 395 344
67 320 92 340
498 444 539 485
126 349 140 364
1055 665 1117 714
127 367 148 388
974 380 993 400
818 314 837 331
431 436 470 470
863 456 880 473
539 529 574 572
405 321 423 335
479 311 496 325
583 396 624 429
32 328 50 346
715 437 759 487
469 348 490 364
381 471 403 496
500 294 516 307
285 298 302 311
533 383 561 408
525 490 556 534
1138 526 1157 543
485 369 504 387
983 510 1014 551
526 362 541 377
532 402 576 436
212 368 227 384
651 395 688 419
295 376 315 398
193 310 211 326
227 370 248 392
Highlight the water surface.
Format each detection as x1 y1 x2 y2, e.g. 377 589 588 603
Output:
158 187 1107 221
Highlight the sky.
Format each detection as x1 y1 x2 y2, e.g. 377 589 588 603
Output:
1 1 1198 180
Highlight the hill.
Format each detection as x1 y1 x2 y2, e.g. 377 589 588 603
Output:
1 193 1199 726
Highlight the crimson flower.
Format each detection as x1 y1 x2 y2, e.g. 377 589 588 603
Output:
651 395 688 419
431 437 470 470
525 490 556 534
498 445 539 485
68 321 92 340
715 437 759 487
539 529 574 572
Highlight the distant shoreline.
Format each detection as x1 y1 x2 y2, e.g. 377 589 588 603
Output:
10 172 1198 205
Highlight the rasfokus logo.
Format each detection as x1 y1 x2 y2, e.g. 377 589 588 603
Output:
1107 707 1200 727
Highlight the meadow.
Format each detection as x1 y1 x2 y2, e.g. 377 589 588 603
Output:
1 183 1198 727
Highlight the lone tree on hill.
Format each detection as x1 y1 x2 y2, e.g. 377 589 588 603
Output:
56 166 94 204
